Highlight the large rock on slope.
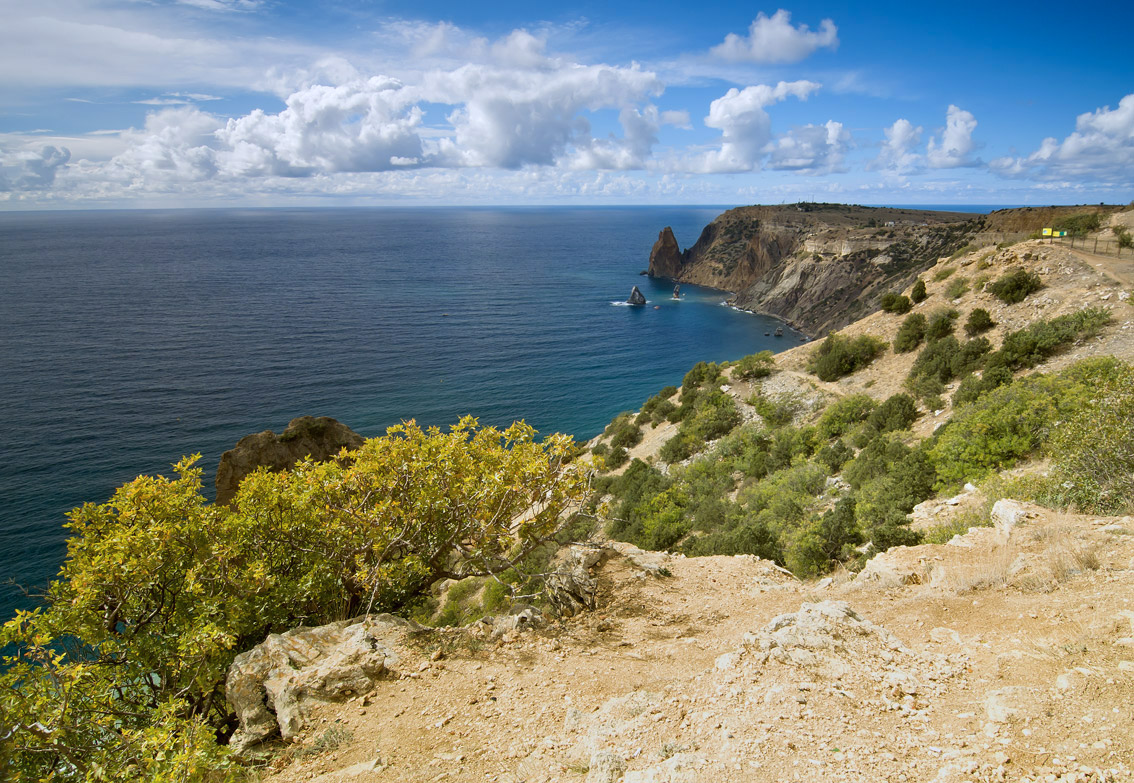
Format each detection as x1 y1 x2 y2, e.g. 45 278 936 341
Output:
226 614 416 753
215 415 364 505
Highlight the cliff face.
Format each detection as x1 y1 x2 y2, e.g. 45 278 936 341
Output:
215 416 364 505
647 203 979 335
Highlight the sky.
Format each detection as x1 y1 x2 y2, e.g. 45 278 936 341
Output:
1 0 1132 208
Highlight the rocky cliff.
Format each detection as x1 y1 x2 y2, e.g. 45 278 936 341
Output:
215 415 364 505
648 203 979 335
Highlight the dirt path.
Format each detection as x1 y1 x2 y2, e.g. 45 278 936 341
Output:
1066 247 1134 289
262 506 1134 783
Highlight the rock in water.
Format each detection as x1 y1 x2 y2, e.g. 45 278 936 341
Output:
647 226 685 278
627 285 647 305
215 415 364 505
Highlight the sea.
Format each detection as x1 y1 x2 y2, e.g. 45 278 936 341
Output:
0 204 999 621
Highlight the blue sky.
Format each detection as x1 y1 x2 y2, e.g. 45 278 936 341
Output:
1 0 1131 208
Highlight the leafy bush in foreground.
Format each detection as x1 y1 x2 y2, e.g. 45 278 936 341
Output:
2 419 591 781
910 278 927 303
807 333 887 382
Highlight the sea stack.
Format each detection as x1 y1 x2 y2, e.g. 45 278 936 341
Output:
647 227 685 278
627 286 647 305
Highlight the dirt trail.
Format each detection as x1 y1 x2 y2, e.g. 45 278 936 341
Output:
1065 247 1134 289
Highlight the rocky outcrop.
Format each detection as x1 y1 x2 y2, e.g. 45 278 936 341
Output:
215 416 364 505
645 203 979 335
647 227 686 279
627 286 647 305
226 614 415 753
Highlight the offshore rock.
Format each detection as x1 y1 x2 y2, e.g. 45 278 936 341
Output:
627 286 647 305
226 614 414 754
215 415 364 505
647 227 686 279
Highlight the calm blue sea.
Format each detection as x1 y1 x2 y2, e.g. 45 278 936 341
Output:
0 206 822 620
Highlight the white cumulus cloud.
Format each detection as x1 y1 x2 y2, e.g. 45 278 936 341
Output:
712 10 838 64
695 80 820 173
927 104 979 168
0 145 72 191
990 93 1134 183
766 120 851 173
872 118 924 172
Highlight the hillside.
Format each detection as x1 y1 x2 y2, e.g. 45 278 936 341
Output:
646 203 1127 336
255 221 1134 783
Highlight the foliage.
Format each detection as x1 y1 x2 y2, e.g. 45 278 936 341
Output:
988 269 1043 304
893 312 927 353
944 276 969 300
925 308 959 341
964 308 995 336
1052 212 1101 237
1042 358 1134 513
910 278 927 303
880 292 913 314
2 419 591 780
933 265 957 281
866 393 919 434
787 498 863 576
747 391 800 428
930 378 1060 487
806 333 887 382
734 350 776 380
951 365 1013 408
1116 226 1133 249
907 335 990 397
637 386 678 426
604 412 642 451
660 389 741 463
816 394 876 440
989 308 1111 371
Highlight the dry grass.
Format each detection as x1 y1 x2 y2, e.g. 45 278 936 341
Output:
942 546 1018 594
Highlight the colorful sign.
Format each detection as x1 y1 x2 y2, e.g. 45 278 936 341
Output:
1042 227 1052 236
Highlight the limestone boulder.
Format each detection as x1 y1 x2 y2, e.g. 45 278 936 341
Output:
215 415 364 504
226 614 415 754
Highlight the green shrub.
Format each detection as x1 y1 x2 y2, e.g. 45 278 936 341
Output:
748 392 799 427
930 376 1060 487
816 394 877 440
1053 212 1101 237
947 244 977 262
605 412 643 451
1116 226 1133 249
945 276 969 299
951 365 1013 407
991 307 1111 370
988 269 1043 304
682 361 723 394
866 393 919 433
933 266 957 281
639 386 679 425
717 425 773 479
925 308 959 341
734 350 776 380
910 278 927 303
907 335 989 392
787 498 863 577
1042 359 1134 513
964 308 995 336
893 312 927 353
816 439 854 473
807 333 887 382
880 293 913 314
